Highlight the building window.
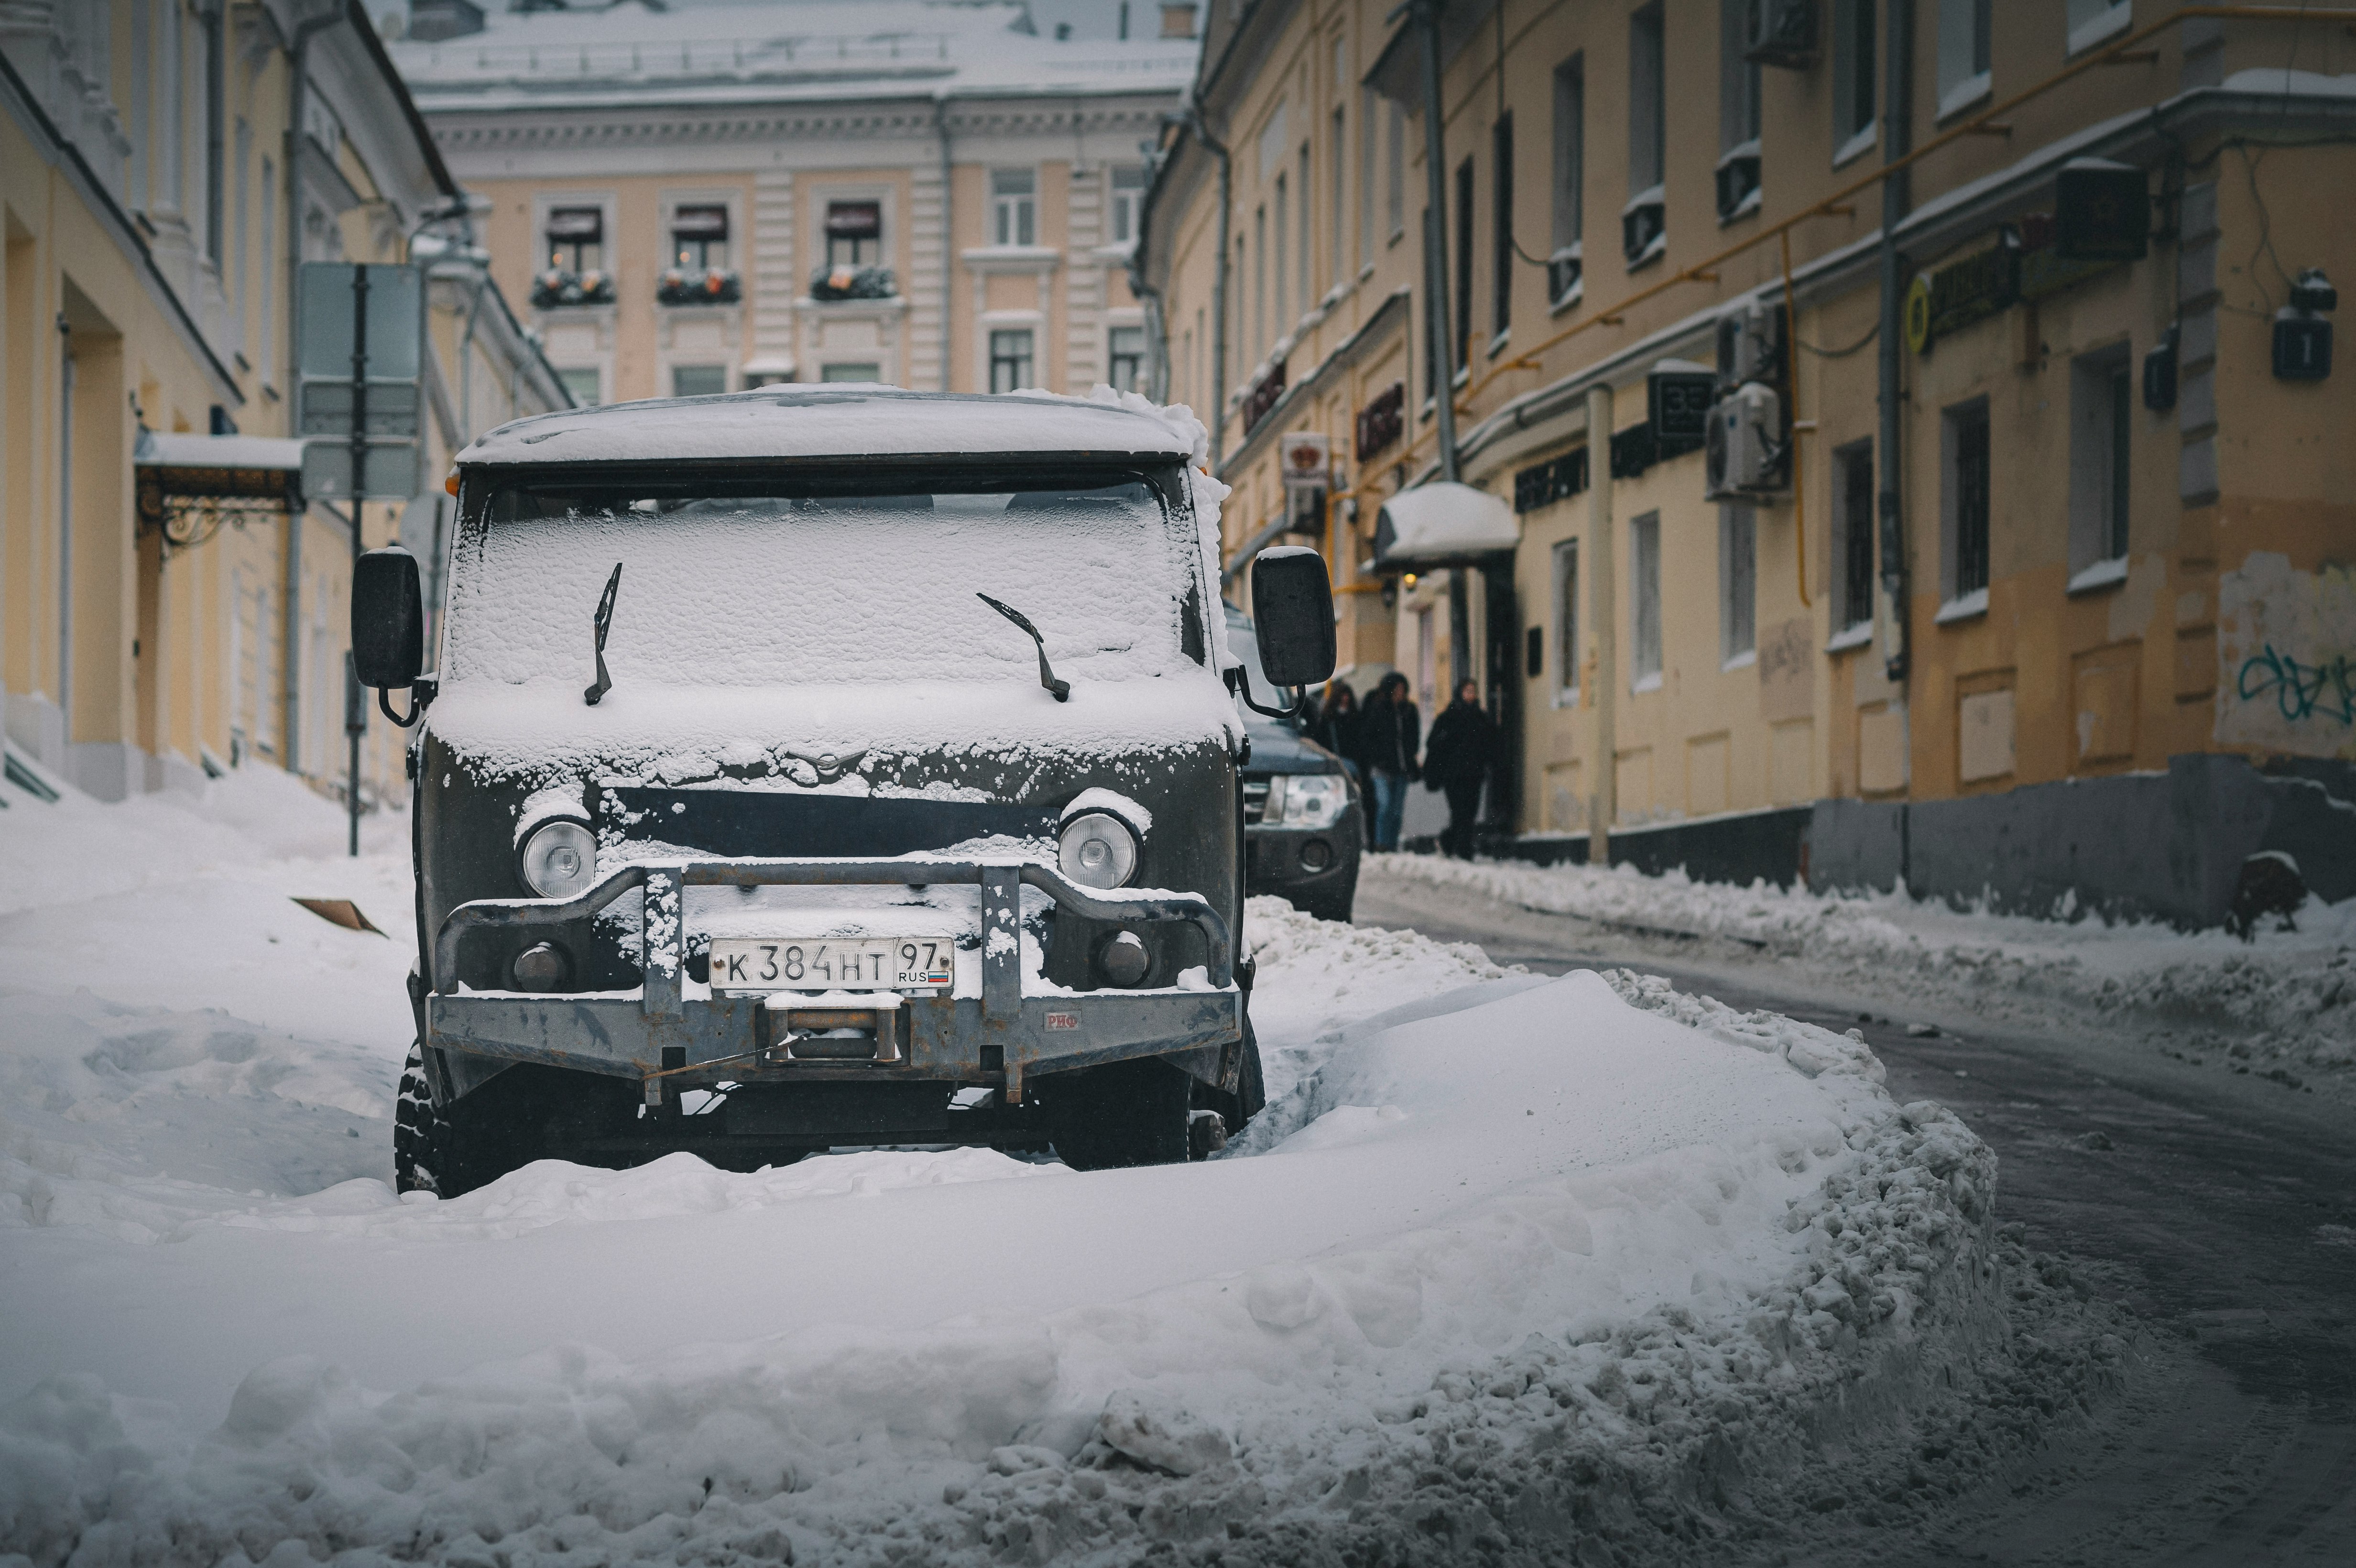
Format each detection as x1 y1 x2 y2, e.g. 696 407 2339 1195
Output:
557 367 601 407
2069 345 2134 576
1720 504 1756 664
1453 157 1475 372
991 169 1036 247
1832 0 1877 163
546 207 603 273
1254 204 1268 353
1936 0 1992 118
1944 399 1992 602
1108 325 1145 392
1385 99 1406 240
2065 0 2132 55
1552 538 1580 702
822 362 881 383
1274 173 1289 334
826 200 882 267
1717 0 1762 221
1835 439 1875 631
1625 3 1666 267
1108 167 1145 244
1360 86 1379 265
672 204 728 271
1550 54 1583 304
1331 105 1348 288
1491 113 1514 340
1298 144 1313 317
989 329 1034 393
1631 510 1662 689
673 365 727 397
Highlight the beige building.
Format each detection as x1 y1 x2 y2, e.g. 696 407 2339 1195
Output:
1 0 563 809
390 0 1200 404
1137 0 2356 922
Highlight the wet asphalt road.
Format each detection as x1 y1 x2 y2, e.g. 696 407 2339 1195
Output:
1353 878 2356 1566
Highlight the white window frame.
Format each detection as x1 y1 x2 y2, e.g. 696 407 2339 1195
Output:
1935 0 1993 121
990 168 1037 248
1832 0 1877 167
1108 166 1145 246
2067 341 2135 588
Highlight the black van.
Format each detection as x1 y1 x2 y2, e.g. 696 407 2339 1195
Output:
352 388 1335 1195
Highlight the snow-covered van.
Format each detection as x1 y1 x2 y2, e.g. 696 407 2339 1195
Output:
351 387 1335 1196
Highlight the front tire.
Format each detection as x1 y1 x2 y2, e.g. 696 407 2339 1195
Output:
393 1043 635 1198
1042 1057 1195 1170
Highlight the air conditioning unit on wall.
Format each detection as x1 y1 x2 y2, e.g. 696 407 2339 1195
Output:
1746 0 1818 69
1706 382 1786 499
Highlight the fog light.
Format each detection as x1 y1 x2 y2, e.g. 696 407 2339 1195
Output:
1299 838 1334 871
511 942 570 991
1094 929 1152 987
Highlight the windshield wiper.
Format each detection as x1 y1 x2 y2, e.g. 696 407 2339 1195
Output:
976 593 1071 702
584 562 622 706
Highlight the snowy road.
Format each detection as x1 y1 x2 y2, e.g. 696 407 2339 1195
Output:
1359 869 2356 1565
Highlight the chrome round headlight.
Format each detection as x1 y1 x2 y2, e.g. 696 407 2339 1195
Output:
1058 810 1139 890
519 818 598 899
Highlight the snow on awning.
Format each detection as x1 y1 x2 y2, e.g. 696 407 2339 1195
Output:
134 432 306 555
1372 481 1519 570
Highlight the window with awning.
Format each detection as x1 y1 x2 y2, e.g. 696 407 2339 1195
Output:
827 200 882 267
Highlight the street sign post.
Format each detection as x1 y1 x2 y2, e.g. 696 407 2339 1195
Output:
297 262 425 854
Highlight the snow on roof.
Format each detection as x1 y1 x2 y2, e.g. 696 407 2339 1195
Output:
133 432 307 471
457 385 1202 467
1372 481 1520 568
391 0 1200 109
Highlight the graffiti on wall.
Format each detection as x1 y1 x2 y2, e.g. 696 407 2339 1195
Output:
2216 552 2356 757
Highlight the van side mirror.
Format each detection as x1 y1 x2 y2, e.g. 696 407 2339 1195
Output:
352 545 425 690
1249 546 1337 688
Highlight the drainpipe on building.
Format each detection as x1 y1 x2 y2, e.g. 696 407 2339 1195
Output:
934 97 954 392
1875 0 1914 697
1180 107 1232 467
282 2 344 777
1407 0 1470 705
1585 384 1615 865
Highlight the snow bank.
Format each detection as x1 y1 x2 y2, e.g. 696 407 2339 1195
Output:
1369 852 2356 1094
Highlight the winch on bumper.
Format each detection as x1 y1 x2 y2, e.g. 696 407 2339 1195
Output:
424 857 1242 1105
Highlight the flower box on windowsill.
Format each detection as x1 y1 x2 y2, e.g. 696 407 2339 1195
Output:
531 268 615 308
806 265 896 303
658 268 742 305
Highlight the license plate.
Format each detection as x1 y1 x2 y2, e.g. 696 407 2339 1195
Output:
707 938 954 991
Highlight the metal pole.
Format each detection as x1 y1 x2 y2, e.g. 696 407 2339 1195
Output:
1585 384 1614 864
1413 0 1457 483
347 264 369 856
285 4 346 788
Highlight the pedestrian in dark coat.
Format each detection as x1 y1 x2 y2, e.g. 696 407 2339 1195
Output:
1353 674 1420 852
1310 681 1360 774
1422 679 1496 858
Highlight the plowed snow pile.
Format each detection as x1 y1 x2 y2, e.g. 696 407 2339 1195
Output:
0 773 2040 1565
1369 851 2356 1096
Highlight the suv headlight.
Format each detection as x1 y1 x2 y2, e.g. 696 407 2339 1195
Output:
519 818 598 899
1058 810 1139 889
1268 774 1345 828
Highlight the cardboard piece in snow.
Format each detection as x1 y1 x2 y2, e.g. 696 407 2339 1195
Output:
292 898 386 936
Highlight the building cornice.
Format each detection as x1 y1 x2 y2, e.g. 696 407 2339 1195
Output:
415 95 1176 156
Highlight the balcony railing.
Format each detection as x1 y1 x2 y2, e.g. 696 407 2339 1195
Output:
530 268 615 308
1240 359 1286 437
808 265 898 302
658 267 742 306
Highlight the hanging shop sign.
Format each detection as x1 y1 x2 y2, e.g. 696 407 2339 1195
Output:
1280 430 1331 489
1906 210 2132 357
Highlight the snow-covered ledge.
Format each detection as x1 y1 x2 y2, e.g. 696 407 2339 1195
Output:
1934 587 1989 625
960 245 1061 275
2066 556 2129 596
1825 621 1875 653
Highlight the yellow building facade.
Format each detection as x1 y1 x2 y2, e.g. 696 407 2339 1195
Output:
1139 0 2356 918
2 0 564 809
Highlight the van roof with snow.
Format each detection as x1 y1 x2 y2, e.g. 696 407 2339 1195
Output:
456 385 1198 469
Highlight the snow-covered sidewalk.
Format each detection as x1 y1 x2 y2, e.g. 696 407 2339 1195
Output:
1368 852 2356 1096
0 773 2062 1564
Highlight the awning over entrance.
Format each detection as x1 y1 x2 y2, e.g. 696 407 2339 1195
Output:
1372 481 1519 570
135 431 306 554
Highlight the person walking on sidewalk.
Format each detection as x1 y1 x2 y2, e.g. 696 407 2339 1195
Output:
1422 679 1496 859
1353 673 1420 852
1309 681 1361 784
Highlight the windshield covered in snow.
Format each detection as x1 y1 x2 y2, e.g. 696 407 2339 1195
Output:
441 465 1203 689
